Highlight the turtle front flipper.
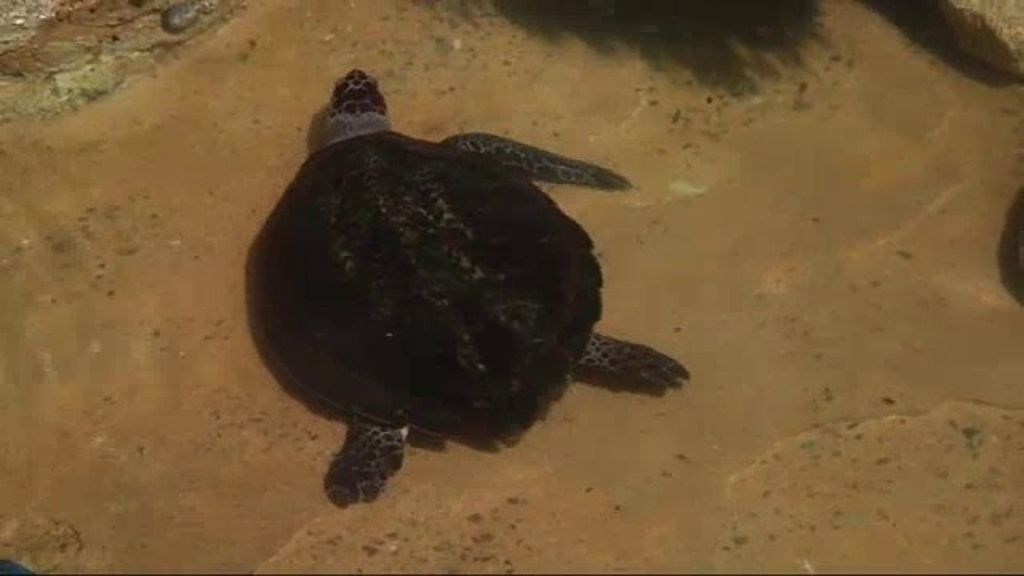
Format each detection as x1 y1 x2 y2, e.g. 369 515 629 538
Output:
441 132 631 191
325 415 409 507
573 333 689 395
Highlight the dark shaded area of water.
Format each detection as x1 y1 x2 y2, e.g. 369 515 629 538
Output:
861 0 1017 86
998 187 1024 305
441 0 822 93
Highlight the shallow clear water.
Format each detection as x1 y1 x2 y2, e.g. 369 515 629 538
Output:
1 0 1023 572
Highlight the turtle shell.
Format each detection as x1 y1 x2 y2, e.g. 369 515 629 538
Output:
247 131 602 439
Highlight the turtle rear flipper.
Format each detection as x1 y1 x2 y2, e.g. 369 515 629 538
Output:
441 132 631 191
573 333 688 395
326 415 409 507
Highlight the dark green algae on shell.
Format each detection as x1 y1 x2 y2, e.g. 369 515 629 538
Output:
246 131 603 439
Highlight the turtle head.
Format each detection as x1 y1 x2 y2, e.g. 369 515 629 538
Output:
323 69 391 145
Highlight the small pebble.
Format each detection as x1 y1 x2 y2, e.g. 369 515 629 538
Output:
669 178 708 198
161 0 215 34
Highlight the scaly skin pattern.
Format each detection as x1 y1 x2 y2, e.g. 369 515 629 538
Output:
325 416 409 506
576 333 689 394
442 132 632 191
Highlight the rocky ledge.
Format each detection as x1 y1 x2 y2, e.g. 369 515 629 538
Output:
0 0 240 123
940 0 1024 79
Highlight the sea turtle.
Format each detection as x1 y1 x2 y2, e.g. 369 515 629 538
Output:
247 69 689 507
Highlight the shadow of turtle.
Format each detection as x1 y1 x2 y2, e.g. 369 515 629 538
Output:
998 187 1024 305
